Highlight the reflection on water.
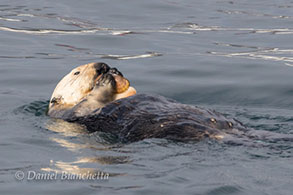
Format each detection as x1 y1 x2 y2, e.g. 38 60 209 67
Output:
45 112 132 177
46 119 87 137
15 100 131 178
41 156 128 178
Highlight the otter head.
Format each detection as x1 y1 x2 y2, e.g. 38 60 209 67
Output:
48 62 136 118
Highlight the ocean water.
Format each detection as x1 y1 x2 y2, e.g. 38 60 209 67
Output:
0 0 292 194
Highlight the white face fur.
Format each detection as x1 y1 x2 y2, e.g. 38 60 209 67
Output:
49 63 102 110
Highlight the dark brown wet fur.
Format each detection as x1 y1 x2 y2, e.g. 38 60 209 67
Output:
66 94 248 143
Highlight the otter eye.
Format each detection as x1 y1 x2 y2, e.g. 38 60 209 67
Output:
74 71 80 75
50 97 60 105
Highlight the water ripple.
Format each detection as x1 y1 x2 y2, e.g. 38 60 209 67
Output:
207 48 293 66
101 52 162 60
169 23 293 35
0 26 103 35
217 9 293 19
205 43 293 66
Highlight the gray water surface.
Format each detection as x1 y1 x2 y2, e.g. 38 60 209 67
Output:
0 0 293 194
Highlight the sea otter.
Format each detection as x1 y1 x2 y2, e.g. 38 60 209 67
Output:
48 62 255 143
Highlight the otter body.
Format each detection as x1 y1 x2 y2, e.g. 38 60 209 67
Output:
64 94 248 143
48 62 250 143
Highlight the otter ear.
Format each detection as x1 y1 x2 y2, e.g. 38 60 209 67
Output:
94 62 110 75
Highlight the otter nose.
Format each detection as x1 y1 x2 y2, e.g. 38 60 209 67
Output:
109 67 123 77
94 62 110 75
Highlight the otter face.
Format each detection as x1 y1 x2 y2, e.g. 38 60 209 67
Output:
49 62 110 109
48 62 136 118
